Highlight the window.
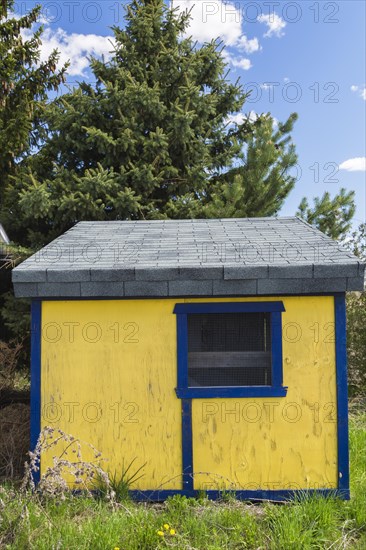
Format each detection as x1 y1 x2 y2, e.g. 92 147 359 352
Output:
174 302 287 398
187 312 272 387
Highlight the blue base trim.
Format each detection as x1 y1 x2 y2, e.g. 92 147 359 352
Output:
334 294 350 495
129 488 349 502
176 386 288 398
30 300 42 485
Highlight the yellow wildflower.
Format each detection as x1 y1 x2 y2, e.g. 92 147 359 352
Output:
163 523 170 530
157 530 165 537
170 529 176 535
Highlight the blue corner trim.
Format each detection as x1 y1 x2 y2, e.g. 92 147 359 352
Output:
334 293 349 496
181 399 193 491
175 386 287 398
173 302 285 314
30 300 41 484
129 488 349 502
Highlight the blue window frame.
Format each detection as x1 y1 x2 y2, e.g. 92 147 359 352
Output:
173 302 287 398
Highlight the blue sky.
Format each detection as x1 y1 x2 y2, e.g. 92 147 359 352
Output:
16 0 366 227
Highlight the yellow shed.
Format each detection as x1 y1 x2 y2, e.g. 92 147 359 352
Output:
12 217 365 501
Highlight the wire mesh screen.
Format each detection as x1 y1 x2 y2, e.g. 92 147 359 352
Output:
187 313 272 387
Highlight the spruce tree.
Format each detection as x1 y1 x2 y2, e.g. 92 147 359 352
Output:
5 0 298 247
0 0 67 203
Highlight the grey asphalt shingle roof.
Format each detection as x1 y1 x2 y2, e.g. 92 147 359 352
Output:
12 217 365 297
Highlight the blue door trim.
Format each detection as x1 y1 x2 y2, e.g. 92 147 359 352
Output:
181 399 193 491
334 293 350 498
30 299 42 484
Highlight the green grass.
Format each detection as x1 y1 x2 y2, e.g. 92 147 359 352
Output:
1 413 365 549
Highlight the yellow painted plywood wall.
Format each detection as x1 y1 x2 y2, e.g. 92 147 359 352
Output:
41 296 337 491
191 296 337 490
41 299 183 490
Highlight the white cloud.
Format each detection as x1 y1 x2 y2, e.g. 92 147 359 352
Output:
226 113 246 125
38 13 53 25
21 26 114 77
222 50 252 71
226 110 258 125
236 35 260 54
350 85 366 100
247 110 258 123
258 13 286 38
173 0 242 45
339 157 366 172
226 111 279 129
230 57 252 70
172 0 259 69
